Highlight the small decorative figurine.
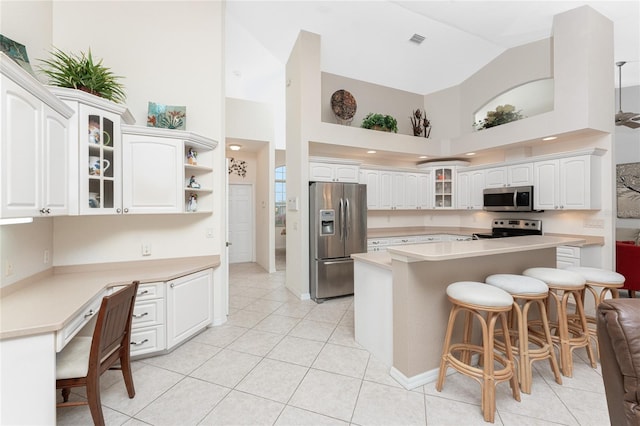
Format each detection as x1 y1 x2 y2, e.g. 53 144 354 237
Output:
187 193 198 212
187 147 198 165
187 175 201 189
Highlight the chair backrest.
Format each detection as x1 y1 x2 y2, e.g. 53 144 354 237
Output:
90 281 139 375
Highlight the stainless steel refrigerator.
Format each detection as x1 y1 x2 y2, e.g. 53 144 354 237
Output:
309 182 367 302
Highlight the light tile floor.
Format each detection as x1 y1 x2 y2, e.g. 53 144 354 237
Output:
58 260 610 425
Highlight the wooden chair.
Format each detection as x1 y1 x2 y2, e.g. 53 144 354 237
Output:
56 281 139 426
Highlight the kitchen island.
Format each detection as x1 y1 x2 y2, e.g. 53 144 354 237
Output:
352 235 585 390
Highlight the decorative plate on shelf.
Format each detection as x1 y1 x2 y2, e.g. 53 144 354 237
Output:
147 102 186 130
331 89 357 125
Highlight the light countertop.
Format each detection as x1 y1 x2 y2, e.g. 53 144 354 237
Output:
367 227 604 247
352 235 584 267
0 256 220 340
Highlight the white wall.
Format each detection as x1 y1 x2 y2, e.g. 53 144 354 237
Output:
1 1 225 282
321 72 424 136
615 85 640 232
0 0 53 85
275 150 286 250
225 97 275 271
49 1 225 267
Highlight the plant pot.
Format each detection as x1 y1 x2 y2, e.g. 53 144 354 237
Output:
372 125 391 132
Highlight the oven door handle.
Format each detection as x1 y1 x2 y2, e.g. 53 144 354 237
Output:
513 190 518 208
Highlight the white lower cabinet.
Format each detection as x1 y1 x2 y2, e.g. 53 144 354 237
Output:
556 245 601 269
167 269 213 349
130 268 213 358
130 282 166 357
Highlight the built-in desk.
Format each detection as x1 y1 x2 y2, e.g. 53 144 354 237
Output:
0 256 221 425
352 235 584 390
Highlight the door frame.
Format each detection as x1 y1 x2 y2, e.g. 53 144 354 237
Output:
228 183 255 263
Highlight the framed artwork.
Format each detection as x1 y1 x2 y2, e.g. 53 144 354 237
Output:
147 102 186 130
0 34 35 76
616 162 640 218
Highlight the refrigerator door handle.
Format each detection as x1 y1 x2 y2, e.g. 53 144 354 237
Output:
339 198 345 242
345 198 350 240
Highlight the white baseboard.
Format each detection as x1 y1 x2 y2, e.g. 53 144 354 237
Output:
390 355 479 390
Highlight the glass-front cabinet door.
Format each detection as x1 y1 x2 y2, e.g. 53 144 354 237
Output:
433 167 454 209
79 107 122 214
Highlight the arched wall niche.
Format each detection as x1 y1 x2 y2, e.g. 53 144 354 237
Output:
473 78 554 128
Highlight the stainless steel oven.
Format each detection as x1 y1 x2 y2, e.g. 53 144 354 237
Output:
472 219 542 239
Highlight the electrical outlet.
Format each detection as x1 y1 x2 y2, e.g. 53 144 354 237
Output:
584 219 604 229
141 243 152 256
43 250 50 264
5 260 14 276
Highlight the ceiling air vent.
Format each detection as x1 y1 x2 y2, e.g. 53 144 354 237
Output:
409 33 425 44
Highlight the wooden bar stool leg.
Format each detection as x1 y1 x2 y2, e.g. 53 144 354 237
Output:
518 301 532 393
499 311 520 402
557 290 574 376
482 312 494 423
573 291 597 368
436 304 459 391
535 299 562 386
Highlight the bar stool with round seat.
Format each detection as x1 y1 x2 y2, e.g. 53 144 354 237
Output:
436 281 520 423
522 267 597 377
485 274 563 394
565 266 625 357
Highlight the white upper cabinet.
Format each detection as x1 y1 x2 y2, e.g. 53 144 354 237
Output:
457 170 485 210
485 163 533 188
359 167 429 210
1 55 74 218
309 158 359 182
534 154 601 210
122 131 183 214
431 167 456 209
360 169 380 209
50 87 135 216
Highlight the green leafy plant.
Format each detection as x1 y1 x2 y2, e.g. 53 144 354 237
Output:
474 104 524 130
361 113 398 133
39 47 126 103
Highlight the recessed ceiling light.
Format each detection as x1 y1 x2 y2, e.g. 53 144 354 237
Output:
229 144 241 151
465 152 476 156
409 33 425 44
419 155 428 159
367 150 376 154
542 136 557 141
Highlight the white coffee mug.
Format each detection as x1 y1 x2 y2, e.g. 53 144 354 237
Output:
88 156 110 176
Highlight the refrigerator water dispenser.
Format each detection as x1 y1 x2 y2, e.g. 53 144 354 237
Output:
319 209 335 235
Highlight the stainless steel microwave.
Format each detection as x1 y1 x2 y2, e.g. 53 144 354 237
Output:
483 185 535 212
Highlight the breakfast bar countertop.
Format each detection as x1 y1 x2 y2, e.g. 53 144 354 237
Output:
366 226 603 247
386 235 586 262
0 255 220 340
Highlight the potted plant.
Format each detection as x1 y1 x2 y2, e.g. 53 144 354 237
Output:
38 47 126 103
361 113 398 133
474 104 523 130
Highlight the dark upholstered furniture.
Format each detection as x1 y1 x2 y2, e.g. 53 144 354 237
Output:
617 241 640 297
596 298 640 425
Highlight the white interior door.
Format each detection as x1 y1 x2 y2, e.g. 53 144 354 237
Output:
228 184 254 263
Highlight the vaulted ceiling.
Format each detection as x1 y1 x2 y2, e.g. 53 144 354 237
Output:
226 1 639 98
